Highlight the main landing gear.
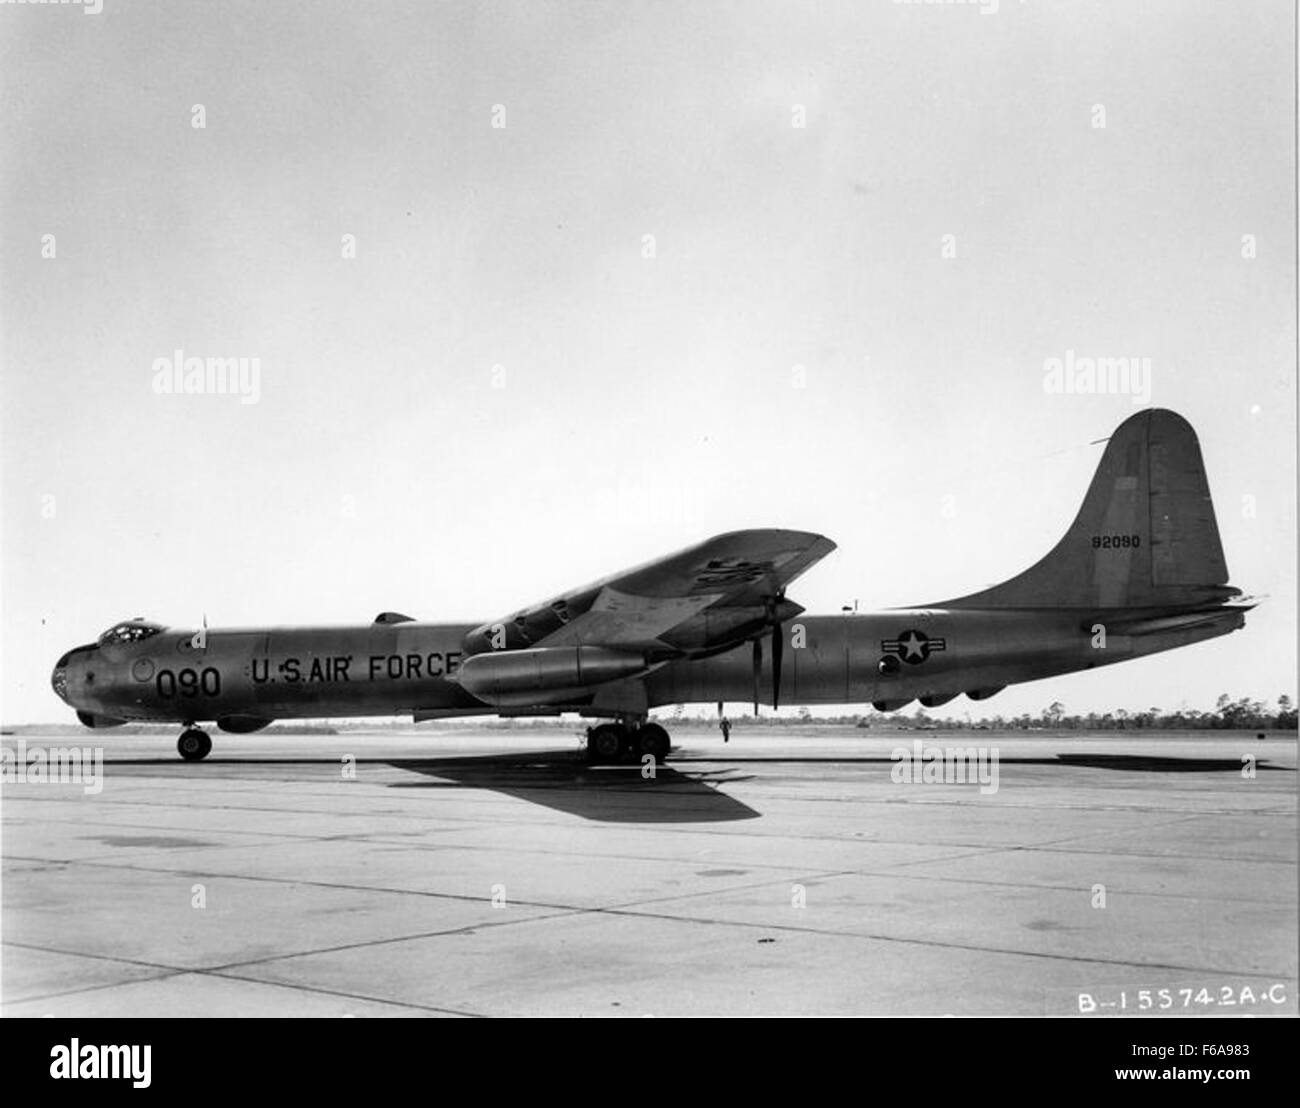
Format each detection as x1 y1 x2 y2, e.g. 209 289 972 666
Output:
585 721 670 765
177 727 212 762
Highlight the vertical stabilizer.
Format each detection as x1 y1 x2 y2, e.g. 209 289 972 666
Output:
939 410 1238 610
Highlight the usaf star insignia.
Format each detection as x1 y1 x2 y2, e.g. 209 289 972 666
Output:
881 628 946 665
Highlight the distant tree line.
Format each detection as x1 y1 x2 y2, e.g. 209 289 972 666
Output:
929 694 1297 731
664 695 1298 731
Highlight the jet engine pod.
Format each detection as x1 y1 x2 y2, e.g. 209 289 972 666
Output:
966 686 1006 701
458 646 647 704
871 699 912 712
919 692 958 708
877 655 901 676
217 715 273 734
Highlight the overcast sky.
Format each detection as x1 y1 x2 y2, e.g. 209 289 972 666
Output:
1 0 1294 723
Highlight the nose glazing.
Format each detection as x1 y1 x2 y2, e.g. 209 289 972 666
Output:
51 643 96 704
51 662 69 702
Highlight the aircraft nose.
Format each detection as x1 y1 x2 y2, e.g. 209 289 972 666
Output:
52 642 96 704
51 659 69 702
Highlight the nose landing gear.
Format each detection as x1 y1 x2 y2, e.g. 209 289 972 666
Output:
585 721 671 765
177 728 212 762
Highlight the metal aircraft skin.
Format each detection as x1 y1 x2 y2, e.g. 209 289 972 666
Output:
52 409 1254 763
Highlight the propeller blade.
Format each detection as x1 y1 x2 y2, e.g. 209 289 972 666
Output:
752 637 761 716
772 622 783 710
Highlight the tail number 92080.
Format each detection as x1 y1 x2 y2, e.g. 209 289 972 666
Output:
1091 534 1141 549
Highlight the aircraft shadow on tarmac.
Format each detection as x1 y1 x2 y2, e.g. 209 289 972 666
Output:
1051 752 1290 773
87 752 761 823
86 747 1289 824
384 751 762 823
669 752 1291 774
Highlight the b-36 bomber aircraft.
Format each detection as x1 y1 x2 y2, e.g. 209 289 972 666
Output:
53 409 1253 764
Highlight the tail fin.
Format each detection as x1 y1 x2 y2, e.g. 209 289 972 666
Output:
941 409 1239 610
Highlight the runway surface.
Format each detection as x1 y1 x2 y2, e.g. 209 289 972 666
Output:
2 725 1295 1017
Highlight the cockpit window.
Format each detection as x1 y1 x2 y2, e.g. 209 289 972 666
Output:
97 621 165 647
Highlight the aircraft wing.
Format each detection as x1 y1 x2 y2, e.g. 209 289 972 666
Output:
462 529 836 657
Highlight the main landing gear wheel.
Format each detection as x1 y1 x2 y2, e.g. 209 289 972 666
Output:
178 728 212 762
638 723 670 763
586 722 671 765
587 724 623 763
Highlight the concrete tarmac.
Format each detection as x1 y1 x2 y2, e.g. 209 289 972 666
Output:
2 726 1295 1017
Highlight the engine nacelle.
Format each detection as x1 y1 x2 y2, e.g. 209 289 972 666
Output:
966 686 1006 701
76 710 126 729
458 646 647 706
217 716 273 734
871 699 912 712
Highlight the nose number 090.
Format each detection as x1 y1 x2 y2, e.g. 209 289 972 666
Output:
156 667 221 698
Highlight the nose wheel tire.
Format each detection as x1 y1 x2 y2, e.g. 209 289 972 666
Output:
178 729 212 762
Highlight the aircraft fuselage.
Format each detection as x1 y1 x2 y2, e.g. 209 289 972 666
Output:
54 606 1244 728
49 411 1254 762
